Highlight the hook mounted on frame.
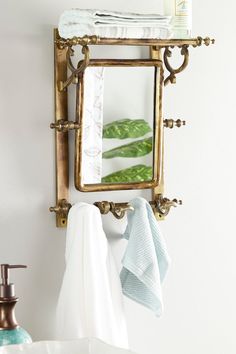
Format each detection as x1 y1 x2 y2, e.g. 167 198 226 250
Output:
49 195 182 226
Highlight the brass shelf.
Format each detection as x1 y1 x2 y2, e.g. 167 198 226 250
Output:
54 30 215 92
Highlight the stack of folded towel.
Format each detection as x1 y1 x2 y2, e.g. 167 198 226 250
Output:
59 9 172 39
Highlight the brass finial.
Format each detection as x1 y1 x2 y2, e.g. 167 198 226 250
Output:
164 119 186 128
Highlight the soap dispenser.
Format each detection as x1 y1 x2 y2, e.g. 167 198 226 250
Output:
164 0 192 38
0 264 32 346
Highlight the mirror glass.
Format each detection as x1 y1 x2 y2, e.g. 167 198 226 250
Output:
75 60 162 191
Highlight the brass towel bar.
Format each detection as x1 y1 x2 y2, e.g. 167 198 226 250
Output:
49 195 182 222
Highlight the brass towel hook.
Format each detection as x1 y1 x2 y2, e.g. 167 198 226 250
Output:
50 200 134 222
110 202 134 219
49 197 182 223
154 194 182 217
94 201 134 220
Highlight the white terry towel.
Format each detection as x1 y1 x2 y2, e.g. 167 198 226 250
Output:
56 203 129 350
59 9 172 39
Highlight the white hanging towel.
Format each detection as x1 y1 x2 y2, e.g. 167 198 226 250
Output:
56 203 129 350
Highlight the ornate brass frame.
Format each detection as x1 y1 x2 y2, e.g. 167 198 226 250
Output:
51 29 214 227
74 59 164 192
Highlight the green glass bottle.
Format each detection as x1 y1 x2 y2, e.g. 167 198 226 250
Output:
0 264 32 346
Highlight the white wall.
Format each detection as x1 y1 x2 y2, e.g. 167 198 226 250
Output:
0 1 236 353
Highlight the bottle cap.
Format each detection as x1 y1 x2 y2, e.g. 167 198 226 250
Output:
0 264 27 299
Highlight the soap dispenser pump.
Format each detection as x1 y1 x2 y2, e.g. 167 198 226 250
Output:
0 264 32 346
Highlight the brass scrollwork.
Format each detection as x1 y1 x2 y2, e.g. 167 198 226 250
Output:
56 35 99 49
58 45 90 92
164 45 189 86
94 201 134 219
110 202 134 219
153 194 182 217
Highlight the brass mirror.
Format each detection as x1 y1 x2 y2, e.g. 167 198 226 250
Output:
75 59 163 192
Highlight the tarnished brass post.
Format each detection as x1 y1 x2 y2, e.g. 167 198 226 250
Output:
53 29 69 227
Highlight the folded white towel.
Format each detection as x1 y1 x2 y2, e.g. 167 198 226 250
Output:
60 9 171 27
56 203 129 349
59 9 172 39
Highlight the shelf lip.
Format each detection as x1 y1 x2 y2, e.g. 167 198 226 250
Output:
54 30 215 48
87 37 211 46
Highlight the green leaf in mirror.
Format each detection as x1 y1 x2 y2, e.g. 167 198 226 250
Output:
103 119 152 139
102 164 152 183
102 137 153 159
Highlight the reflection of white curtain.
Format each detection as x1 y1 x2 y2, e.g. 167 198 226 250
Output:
81 67 105 185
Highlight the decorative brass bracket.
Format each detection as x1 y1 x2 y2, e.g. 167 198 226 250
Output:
58 45 90 92
164 45 189 86
163 37 215 86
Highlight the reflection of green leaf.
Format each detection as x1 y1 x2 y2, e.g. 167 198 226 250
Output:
103 119 152 139
103 137 152 159
102 164 152 183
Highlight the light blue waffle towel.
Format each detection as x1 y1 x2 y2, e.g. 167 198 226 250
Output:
120 197 171 316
